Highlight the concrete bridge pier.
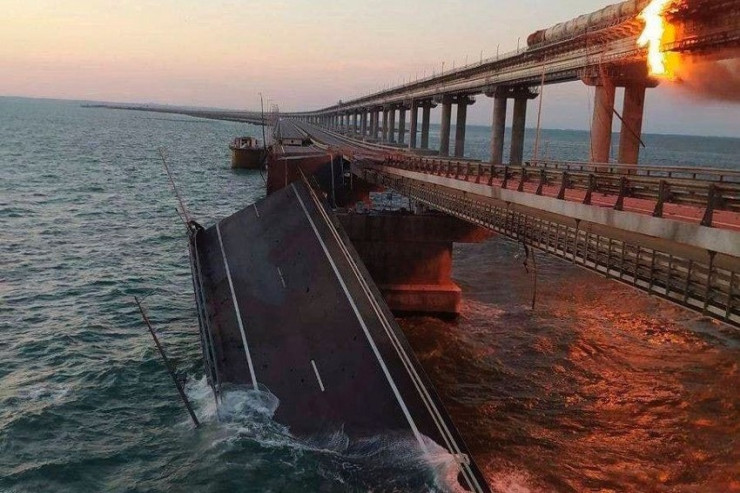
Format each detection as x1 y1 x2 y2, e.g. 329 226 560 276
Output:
382 107 389 142
336 212 491 315
490 93 507 164
421 101 432 149
360 109 368 139
371 109 379 140
618 83 647 166
454 96 475 158
438 96 452 156
510 96 528 165
398 106 407 145
590 80 616 164
409 101 419 149
388 106 397 144
484 86 536 165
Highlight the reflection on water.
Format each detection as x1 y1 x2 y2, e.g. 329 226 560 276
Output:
401 236 740 492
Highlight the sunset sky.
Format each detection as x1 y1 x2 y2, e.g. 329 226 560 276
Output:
2 0 738 136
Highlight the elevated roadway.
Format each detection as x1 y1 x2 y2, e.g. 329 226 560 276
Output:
189 177 490 492
289 118 740 328
288 0 740 165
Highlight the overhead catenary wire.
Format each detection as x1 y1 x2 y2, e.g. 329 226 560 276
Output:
159 148 193 226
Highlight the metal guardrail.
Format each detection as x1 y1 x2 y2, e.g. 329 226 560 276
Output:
382 155 740 227
361 169 739 328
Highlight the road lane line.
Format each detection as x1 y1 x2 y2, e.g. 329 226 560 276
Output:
291 183 428 453
310 359 325 392
216 221 258 389
302 177 483 492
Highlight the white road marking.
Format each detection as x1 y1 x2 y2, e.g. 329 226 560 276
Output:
216 222 258 389
276 267 287 288
310 359 325 392
253 204 260 218
291 183 428 453
303 179 484 492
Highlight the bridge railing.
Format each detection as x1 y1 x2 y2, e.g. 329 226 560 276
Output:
381 155 740 227
359 167 739 328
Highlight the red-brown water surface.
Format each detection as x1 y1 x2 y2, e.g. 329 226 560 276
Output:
402 236 740 492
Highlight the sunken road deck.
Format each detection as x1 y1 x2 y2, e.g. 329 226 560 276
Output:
189 178 490 492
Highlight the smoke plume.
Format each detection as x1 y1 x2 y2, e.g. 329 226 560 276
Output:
672 52 740 103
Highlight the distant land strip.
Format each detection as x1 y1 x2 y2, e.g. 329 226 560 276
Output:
82 103 268 126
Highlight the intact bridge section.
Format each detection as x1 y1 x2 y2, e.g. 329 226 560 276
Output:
287 119 740 329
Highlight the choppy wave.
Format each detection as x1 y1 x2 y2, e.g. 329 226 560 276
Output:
183 377 469 492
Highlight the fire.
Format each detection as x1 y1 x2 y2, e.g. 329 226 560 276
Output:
637 0 673 76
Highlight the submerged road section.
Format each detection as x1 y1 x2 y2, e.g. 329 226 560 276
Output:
189 177 490 492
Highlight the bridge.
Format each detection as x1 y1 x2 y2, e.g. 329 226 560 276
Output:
290 0 739 165
273 0 740 328
182 1 738 491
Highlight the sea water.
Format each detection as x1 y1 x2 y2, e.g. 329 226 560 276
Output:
1 96 739 492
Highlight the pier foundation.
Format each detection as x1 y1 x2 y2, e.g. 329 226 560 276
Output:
337 213 490 315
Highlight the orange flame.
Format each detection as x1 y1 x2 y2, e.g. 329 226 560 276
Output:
637 0 673 76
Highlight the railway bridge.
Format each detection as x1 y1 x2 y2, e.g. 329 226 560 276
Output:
291 0 739 165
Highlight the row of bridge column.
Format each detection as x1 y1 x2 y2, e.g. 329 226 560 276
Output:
322 101 441 152
309 92 532 164
304 72 651 166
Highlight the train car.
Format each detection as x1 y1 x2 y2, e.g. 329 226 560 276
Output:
527 0 650 47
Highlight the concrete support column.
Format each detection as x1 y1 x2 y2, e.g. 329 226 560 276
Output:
360 111 367 139
353 112 359 136
439 97 452 156
409 101 419 149
618 84 646 166
454 100 468 158
382 109 389 142
388 107 396 144
590 82 616 164
491 95 507 164
398 107 406 145
510 97 528 165
421 103 431 149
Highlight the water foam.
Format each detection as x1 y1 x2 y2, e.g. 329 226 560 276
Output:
184 376 474 492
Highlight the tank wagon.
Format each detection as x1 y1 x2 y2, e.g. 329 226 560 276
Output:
527 0 650 47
